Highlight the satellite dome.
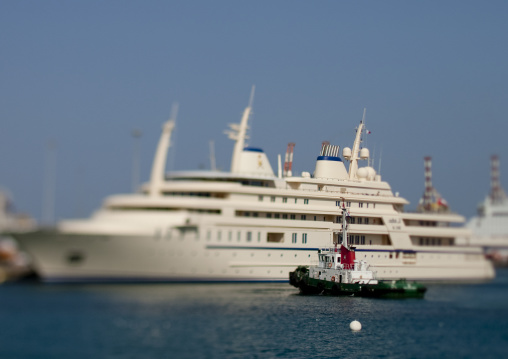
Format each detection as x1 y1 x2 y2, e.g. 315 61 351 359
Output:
342 147 352 160
357 167 368 180
365 166 376 180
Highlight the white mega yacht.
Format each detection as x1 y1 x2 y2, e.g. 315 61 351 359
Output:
13 92 494 283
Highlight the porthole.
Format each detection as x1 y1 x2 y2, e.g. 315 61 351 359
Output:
66 251 85 265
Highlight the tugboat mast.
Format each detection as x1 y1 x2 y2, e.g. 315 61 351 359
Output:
341 202 350 250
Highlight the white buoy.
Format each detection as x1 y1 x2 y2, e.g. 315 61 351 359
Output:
350 320 362 331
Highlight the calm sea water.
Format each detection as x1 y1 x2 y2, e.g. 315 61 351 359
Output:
1 270 507 359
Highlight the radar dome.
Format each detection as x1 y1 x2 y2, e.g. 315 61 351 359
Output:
365 166 376 180
357 167 368 180
342 147 352 160
360 148 370 159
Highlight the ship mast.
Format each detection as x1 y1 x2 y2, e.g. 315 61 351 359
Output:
149 103 178 196
225 85 255 173
341 203 350 250
348 109 366 179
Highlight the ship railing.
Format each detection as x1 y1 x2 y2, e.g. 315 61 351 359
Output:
284 184 393 198
341 263 355 270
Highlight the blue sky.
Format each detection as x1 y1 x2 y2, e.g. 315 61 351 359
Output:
1 1 507 222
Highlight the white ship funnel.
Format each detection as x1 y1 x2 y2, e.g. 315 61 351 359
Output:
314 144 349 180
235 147 275 176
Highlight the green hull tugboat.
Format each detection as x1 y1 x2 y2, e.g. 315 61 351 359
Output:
289 204 426 299
289 265 426 298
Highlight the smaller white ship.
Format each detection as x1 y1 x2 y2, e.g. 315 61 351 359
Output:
465 155 508 265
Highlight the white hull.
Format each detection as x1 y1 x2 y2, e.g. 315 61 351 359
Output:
15 229 494 283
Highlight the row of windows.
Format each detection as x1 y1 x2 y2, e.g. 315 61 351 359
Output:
242 211 324 221
335 216 375 224
418 221 438 227
343 235 366 245
259 196 310 204
258 196 372 208
239 211 380 225
113 207 221 214
162 229 382 247
291 233 308 244
208 230 263 243
164 192 213 197
205 230 309 244
417 237 453 246
335 201 375 209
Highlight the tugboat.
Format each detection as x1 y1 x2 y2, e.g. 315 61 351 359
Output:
289 203 427 298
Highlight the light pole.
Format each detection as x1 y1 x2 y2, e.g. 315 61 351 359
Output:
42 140 57 226
131 129 142 192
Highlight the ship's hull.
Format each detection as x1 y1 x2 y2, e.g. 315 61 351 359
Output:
289 266 427 298
13 229 495 283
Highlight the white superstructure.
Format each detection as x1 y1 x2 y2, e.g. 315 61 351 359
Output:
465 156 508 258
12 93 494 283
